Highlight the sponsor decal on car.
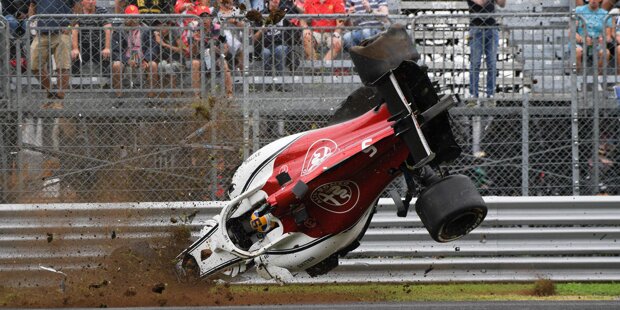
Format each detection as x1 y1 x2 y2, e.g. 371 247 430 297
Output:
310 181 360 214
301 139 338 176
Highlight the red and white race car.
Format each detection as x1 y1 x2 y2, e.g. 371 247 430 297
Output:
176 24 487 282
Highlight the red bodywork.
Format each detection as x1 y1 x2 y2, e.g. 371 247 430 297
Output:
261 104 409 238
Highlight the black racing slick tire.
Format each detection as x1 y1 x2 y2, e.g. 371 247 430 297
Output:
415 174 487 242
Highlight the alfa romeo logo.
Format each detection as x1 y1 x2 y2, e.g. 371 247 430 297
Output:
310 181 360 214
301 139 338 176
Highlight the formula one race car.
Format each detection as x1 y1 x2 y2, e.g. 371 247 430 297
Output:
175 24 487 282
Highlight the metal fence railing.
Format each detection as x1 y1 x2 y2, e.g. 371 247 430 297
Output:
2 196 620 286
1 12 620 202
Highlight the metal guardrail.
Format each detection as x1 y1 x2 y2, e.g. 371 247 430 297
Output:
2 196 620 286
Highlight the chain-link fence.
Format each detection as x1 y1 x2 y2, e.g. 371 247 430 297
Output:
5 13 240 203
411 12 620 197
1 10 619 203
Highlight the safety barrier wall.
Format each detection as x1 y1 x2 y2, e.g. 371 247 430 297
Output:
2 196 620 286
1 12 619 203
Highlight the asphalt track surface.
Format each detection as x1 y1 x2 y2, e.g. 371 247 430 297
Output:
61 301 620 310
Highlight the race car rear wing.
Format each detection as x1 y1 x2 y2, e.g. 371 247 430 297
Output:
350 24 461 167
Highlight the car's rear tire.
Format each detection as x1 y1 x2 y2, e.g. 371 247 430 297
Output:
415 174 487 242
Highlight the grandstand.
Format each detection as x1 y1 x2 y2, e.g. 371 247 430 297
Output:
9 0 586 107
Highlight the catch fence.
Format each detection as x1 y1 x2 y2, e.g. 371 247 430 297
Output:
0 12 618 203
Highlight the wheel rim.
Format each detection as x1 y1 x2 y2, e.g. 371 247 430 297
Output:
438 208 484 242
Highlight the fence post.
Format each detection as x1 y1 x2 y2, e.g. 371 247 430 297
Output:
0 17 7 202
570 14 581 195
521 93 529 196
242 24 251 160
0 121 5 202
210 81 219 200
591 37 601 194
0 17 8 107
15 39 24 201
252 108 260 153
200 24 207 99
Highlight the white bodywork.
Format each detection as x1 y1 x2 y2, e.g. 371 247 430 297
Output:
228 132 304 200
177 132 375 282
178 191 374 281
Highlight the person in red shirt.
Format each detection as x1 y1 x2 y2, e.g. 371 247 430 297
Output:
299 0 345 61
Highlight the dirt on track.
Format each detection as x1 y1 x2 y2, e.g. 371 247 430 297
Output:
0 229 361 308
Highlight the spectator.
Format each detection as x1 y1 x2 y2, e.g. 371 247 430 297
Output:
111 5 159 99
173 0 208 28
342 0 388 51
173 0 194 14
215 0 245 71
300 0 345 62
467 0 506 99
115 0 173 26
115 0 173 14
181 5 233 98
71 0 112 74
574 0 613 73
29 0 80 101
2 0 29 38
610 2 620 71
252 0 301 73
154 21 184 95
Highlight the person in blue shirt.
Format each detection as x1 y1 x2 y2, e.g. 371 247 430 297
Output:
575 0 613 72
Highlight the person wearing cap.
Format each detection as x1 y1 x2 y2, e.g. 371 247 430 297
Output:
181 5 233 98
28 0 80 101
111 5 160 99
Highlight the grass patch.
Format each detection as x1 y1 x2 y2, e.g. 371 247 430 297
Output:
229 282 620 301
557 282 620 296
